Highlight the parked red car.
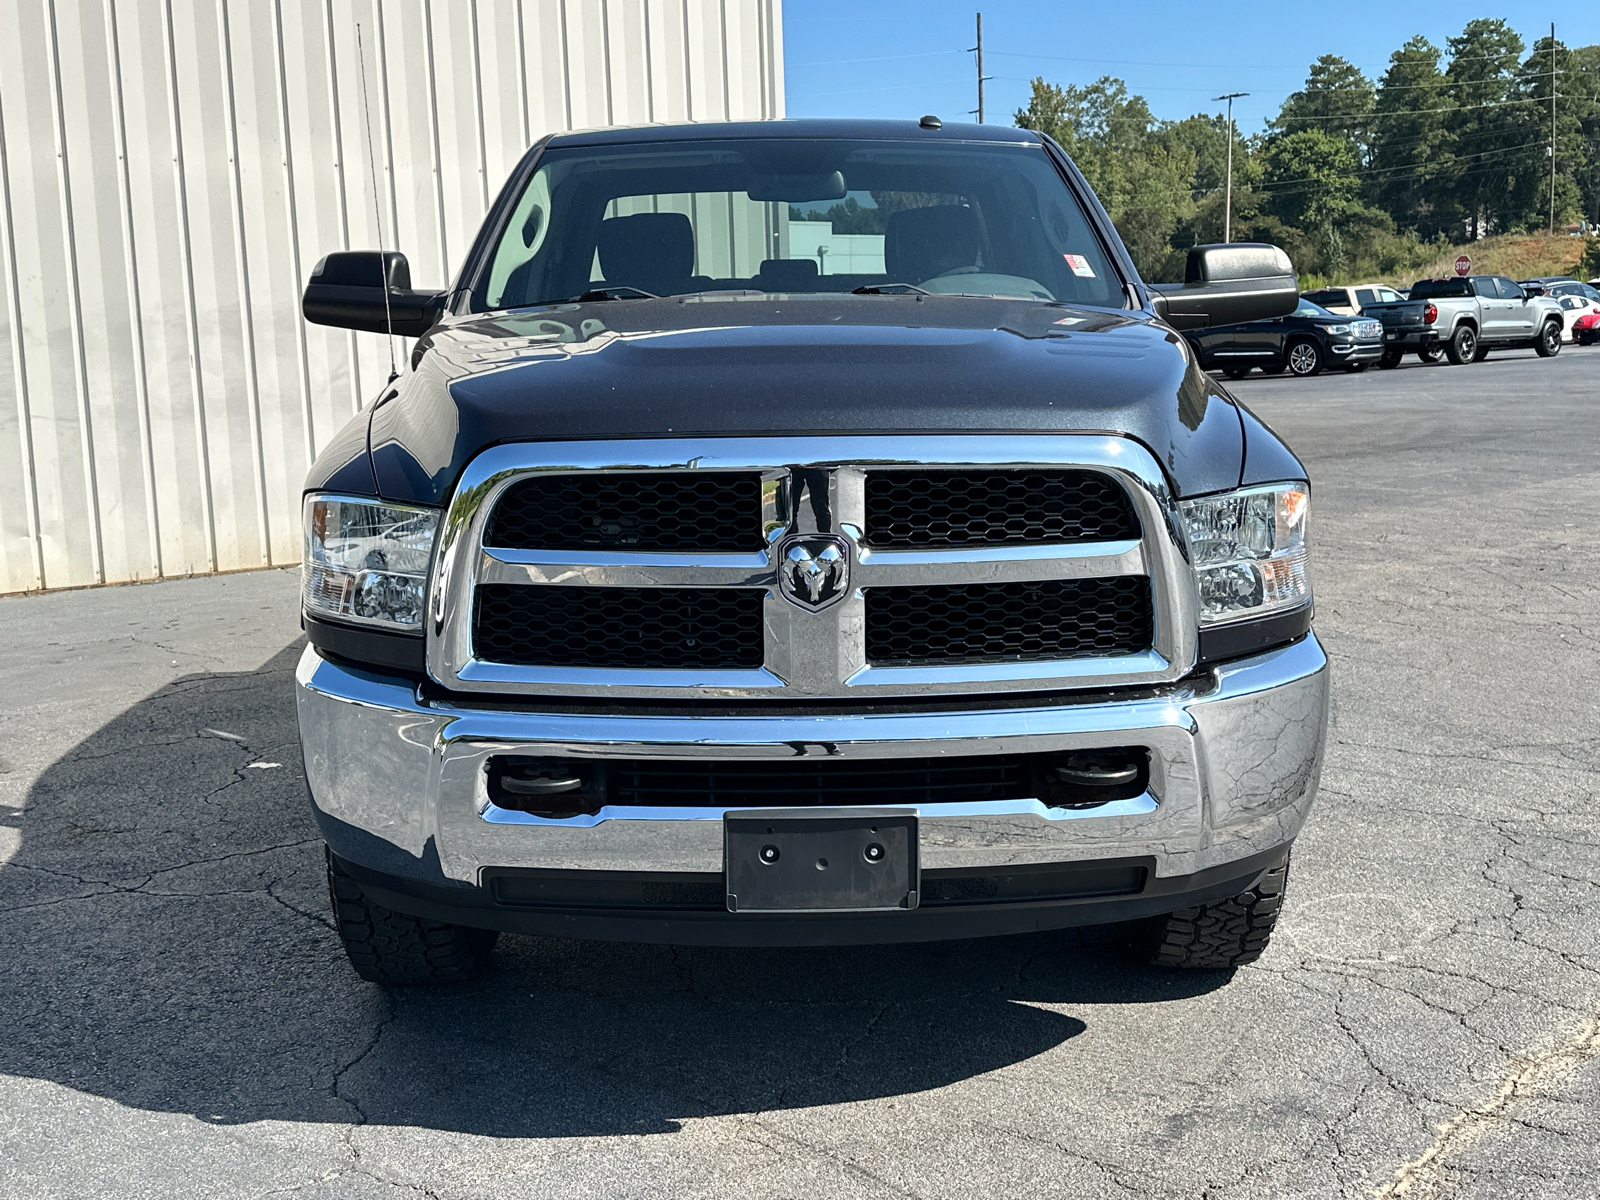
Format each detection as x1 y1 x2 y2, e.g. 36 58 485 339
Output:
1573 311 1600 346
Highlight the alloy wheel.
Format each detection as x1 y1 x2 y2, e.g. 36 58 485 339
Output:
1287 342 1319 376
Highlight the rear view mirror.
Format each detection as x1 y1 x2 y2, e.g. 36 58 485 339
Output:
302 250 446 336
1150 244 1297 330
747 170 847 203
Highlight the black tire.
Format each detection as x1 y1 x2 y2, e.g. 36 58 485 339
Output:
1285 339 1323 377
1344 362 1368 373
1141 857 1290 969
1418 348 1442 363
326 848 498 985
1444 325 1477 365
1260 362 1286 375
1534 320 1562 357
1222 366 1250 380
1378 348 1403 369
1472 341 1491 363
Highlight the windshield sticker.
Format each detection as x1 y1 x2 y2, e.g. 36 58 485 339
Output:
1064 254 1096 278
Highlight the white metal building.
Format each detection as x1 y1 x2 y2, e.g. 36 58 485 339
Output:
0 0 784 594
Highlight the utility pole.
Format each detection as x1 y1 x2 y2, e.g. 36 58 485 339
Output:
1214 92 1248 243
970 14 993 123
1550 21 1557 235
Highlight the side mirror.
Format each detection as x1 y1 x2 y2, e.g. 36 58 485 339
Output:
302 250 445 336
1149 244 1297 330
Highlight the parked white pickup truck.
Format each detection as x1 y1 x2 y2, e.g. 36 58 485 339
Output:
1299 284 1408 315
1407 275 1564 364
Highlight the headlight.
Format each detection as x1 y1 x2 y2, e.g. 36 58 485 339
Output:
1322 323 1352 335
302 494 439 631
1180 483 1310 625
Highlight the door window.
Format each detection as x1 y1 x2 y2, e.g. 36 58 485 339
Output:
1492 277 1523 300
1471 277 1498 298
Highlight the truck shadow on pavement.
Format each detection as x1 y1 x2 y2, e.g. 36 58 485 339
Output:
1 643 1233 1137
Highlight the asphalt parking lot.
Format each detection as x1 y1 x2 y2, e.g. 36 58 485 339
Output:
2 347 1598 1200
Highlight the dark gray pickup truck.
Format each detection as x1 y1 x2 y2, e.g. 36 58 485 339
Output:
296 119 1328 984
1301 284 1441 367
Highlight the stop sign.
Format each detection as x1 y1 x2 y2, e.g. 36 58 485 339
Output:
1455 255 1471 276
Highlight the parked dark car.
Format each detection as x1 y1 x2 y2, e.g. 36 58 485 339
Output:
1185 296 1385 378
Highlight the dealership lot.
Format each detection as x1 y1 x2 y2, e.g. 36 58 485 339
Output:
1 349 1597 1199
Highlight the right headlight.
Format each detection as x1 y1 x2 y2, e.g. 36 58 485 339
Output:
302 494 439 632
1179 483 1311 626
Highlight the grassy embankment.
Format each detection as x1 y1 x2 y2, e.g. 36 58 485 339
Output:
1367 234 1586 288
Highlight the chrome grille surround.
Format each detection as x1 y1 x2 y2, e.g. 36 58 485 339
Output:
427 436 1199 699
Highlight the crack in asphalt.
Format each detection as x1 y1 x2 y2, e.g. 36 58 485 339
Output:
1373 1013 1600 1199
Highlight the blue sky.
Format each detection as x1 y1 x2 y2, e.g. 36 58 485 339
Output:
781 2 1600 135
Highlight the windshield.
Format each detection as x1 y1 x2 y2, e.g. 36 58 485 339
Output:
1294 299 1339 320
472 137 1123 311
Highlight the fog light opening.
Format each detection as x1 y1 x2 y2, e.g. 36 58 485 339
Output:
1038 747 1150 809
488 756 602 818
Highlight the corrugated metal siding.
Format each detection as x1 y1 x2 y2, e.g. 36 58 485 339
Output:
0 0 784 593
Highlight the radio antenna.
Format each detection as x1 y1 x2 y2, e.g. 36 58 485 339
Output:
356 23 397 382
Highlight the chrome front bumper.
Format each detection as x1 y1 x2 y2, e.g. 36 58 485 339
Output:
296 634 1328 888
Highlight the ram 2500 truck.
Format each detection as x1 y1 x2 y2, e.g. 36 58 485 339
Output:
297 119 1328 984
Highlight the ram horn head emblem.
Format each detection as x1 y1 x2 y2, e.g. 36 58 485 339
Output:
778 535 850 611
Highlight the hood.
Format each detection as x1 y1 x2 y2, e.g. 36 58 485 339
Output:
366 295 1246 504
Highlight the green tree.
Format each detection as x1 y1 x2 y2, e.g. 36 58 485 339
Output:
1015 76 1197 277
1275 55 1375 158
1368 37 1457 239
1445 19 1530 237
1567 44 1600 227
1261 129 1366 273
1520 34 1587 231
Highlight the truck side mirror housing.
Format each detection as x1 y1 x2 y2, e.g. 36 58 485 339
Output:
302 250 446 336
1149 244 1297 330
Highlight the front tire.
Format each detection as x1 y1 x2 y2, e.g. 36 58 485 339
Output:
1141 857 1290 969
1535 320 1562 357
1378 348 1403 369
1444 325 1477 365
327 849 498 985
1286 339 1323 377
1418 347 1442 363
1344 362 1369 373
1222 366 1250 380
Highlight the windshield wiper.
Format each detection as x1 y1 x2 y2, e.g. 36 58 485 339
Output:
566 286 660 302
851 282 928 296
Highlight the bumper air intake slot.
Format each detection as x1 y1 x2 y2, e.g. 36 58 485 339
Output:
485 748 1150 816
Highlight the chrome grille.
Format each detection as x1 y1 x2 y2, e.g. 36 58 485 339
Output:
429 436 1195 699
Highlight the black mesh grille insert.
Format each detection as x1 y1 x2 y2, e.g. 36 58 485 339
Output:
606 754 1034 807
486 472 764 551
473 584 764 668
864 469 1139 548
866 577 1153 664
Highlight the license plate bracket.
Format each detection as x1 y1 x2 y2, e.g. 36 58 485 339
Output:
724 809 918 913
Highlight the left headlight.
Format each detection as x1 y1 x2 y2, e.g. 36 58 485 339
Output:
302 494 439 632
1179 483 1311 626
1322 323 1352 335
